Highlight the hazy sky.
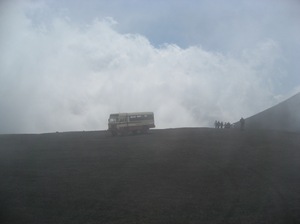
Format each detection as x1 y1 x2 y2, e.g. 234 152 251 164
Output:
1 0 300 134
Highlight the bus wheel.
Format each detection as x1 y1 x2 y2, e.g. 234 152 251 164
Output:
121 128 129 136
142 126 149 134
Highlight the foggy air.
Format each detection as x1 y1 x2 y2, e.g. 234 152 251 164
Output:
0 0 299 134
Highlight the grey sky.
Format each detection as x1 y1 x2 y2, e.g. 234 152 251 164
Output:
0 0 300 133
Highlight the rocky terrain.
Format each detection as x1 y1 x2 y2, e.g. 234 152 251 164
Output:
1 128 300 224
238 92 300 133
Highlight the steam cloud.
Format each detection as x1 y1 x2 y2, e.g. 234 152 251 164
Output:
0 1 296 133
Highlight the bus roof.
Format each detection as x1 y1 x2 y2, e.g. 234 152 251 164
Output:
109 112 154 117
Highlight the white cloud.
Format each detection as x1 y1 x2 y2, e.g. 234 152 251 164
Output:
0 2 286 133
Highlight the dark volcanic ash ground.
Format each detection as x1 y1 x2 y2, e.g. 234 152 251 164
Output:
0 128 300 224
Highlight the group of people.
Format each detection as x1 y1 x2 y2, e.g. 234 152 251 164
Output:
214 117 245 131
214 121 232 129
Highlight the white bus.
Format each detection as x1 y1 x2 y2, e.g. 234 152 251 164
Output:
108 112 155 136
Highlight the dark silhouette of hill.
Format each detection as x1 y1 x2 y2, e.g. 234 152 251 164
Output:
240 92 300 132
1 128 300 224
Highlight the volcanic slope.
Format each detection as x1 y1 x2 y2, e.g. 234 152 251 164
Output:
243 92 300 132
0 128 300 224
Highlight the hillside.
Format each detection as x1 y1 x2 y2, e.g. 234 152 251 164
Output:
242 92 300 132
0 128 300 224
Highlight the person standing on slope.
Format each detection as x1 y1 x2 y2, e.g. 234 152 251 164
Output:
240 117 245 131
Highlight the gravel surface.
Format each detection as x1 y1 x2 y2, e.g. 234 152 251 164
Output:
1 128 300 224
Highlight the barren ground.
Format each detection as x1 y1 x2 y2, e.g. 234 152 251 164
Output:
0 128 300 224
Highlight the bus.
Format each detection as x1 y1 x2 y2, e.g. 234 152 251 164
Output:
108 112 155 136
